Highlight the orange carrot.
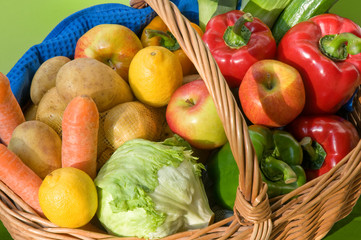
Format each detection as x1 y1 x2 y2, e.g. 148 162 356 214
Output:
0 143 43 216
0 73 25 145
62 95 99 179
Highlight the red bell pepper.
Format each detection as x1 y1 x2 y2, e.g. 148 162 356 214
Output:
202 10 276 88
287 115 359 181
277 13 361 115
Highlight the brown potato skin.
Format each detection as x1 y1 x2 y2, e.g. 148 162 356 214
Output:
36 87 67 137
8 120 62 179
103 101 165 149
30 56 71 105
56 58 134 112
23 103 38 121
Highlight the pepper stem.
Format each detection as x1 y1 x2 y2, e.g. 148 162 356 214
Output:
233 13 254 35
300 137 317 161
145 29 180 51
319 32 361 61
300 137 327 170
223 13 254 49
262 156 297 184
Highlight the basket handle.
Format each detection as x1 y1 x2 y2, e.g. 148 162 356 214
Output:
143 0 273 237
129 0 148 9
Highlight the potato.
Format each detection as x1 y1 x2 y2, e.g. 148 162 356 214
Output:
23 102 38 121
97 148 114 172
103 101 166 149
36 87 67 136
30 56 70 105
98 111 111 157
8 120 62 179
159 121 175 141
56 58 134 112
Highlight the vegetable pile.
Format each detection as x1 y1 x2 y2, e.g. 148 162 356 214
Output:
0 0 360 239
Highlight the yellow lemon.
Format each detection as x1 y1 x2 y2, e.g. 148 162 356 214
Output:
38 167 98 228
129 46 183 107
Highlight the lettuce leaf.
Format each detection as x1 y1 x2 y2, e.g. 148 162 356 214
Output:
95 136 214 239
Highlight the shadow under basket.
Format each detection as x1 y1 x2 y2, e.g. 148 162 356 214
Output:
3 0 361 239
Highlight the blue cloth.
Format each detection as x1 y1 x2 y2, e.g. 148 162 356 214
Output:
6 1 200 107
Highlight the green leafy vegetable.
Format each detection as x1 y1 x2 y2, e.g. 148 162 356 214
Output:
198 0 238 31
242 0 292 28
95 136 214 239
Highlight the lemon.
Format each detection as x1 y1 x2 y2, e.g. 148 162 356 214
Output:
129 46 183 107
38 167 98 228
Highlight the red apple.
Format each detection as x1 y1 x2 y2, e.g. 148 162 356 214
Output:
166 79 227 149
74 24 143 81
239 59 305 127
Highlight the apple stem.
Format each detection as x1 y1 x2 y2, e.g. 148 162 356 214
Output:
185 98 195 106
107 59 116 71
266 73 273 90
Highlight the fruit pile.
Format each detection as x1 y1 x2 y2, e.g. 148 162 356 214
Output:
0 0 361 239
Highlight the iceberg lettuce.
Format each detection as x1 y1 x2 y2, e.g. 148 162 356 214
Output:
95 136 214 239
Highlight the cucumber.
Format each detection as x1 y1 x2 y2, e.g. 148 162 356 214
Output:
242 0 292 28
272 0 339 43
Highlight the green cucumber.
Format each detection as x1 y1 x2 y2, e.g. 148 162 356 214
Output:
242 0 292 28
272 0 339 43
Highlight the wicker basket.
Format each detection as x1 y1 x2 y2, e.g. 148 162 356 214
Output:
2 0 361 239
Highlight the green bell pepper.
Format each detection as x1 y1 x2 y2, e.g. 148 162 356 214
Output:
207 142 239 210
249 125 306 198
207 125 307 210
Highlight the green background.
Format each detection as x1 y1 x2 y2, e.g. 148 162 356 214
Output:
0 0 360 239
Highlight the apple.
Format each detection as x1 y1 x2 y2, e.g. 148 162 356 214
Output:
74 24 143 81
239 59 305 127
166 79 227 149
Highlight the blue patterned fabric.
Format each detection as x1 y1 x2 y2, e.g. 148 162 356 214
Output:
6 2 200 107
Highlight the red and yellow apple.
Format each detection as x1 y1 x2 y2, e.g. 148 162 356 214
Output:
74 24 143 81
166 79 227 149
239 59 305 127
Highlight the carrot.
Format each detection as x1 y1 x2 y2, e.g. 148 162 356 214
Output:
62 95 99 179
0 73 25 145
0 143 43 216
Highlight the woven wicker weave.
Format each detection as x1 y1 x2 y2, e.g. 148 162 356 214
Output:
2 0 361 239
